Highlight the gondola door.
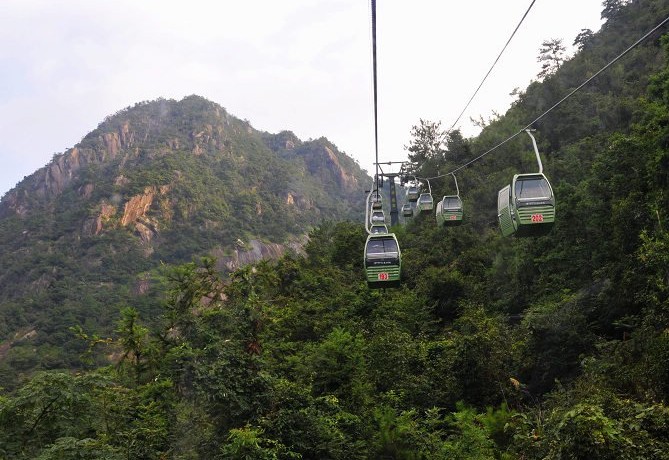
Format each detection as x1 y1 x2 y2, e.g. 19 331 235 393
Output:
497 185 515 237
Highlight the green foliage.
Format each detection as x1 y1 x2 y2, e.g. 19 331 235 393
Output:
405 119 447 177
537 38 567 79
115 307 153 385
372 406 423 459
3 1 669 457
0 371 176 459
219 425 299 460
305 327 371 408
260 379 366 459
440 403 497 459
519 387 669 460
34 437 123 460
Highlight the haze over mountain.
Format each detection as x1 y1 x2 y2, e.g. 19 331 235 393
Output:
0 95 370 384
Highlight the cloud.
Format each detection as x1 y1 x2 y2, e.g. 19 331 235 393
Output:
0 0 604 197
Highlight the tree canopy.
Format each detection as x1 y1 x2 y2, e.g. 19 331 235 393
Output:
2 0 669 458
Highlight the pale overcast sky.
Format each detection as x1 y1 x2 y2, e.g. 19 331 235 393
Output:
0 0 605 197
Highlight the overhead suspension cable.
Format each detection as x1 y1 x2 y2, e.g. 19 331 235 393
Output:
371 0 380 191
447 0 537 132
421 13 669 182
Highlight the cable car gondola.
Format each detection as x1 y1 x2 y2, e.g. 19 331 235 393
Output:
370 209 385 225
407 186 419 202
364 233 401 288
406 176 420 202
371 191 383 210
402 203 413 217
416 179 433 213
436 196 463 226
370 224 389 234
417 193 433 213
435 173 463 226
497 130 555 237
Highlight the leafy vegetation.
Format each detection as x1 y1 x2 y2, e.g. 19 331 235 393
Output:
0 96 369 387
2 0 669 457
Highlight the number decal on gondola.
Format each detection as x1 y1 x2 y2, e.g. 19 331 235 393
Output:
531 214 544 223
450 215 457 220
378 272 389 281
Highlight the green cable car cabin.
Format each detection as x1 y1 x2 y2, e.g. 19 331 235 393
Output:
417 193 434 213
436 195 463 226
407 186 420 202
364 233 401 288
370 224 389 234
497 173 555 237
402 203 413 217
370 209 385 225
371 191 383 210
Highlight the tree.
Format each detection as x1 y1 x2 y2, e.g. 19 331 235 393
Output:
0 372 105 458
601 0 630 22
573 28 594 51
115 307 151 385
444 129 471 165
405 119 446 176
537 38 567 79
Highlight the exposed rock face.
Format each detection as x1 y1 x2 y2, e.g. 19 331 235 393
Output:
118 186 169 243
213 239 304 273
39 148 85 198
134 274 151 295
285 192 315 211
0 192 28 217
78 183 94 198
39 123 133 199
300 144 359 192
79 185 171 239
262 130 301 153
102 121 133 157
134 218 158 243
323 146 359 190
0 328 38 360
83 202 117 236
121 187 156 226
115 175 129 187
0 121 136 217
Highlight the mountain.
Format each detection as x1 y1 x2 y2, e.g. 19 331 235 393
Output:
0 95 370 386
4 1 669 458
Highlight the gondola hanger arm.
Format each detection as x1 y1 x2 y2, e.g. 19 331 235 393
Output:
525 129 543 174
452 173 460 197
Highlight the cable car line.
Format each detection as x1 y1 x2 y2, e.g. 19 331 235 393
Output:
521 13 669 132
371 0 380 193
447 0 537 133
418 12 669 182
364 0 402 288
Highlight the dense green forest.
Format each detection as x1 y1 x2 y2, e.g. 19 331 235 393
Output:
2 0 669 458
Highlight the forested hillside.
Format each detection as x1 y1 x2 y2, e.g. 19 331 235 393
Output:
2 0 669 458
0 95 369 388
